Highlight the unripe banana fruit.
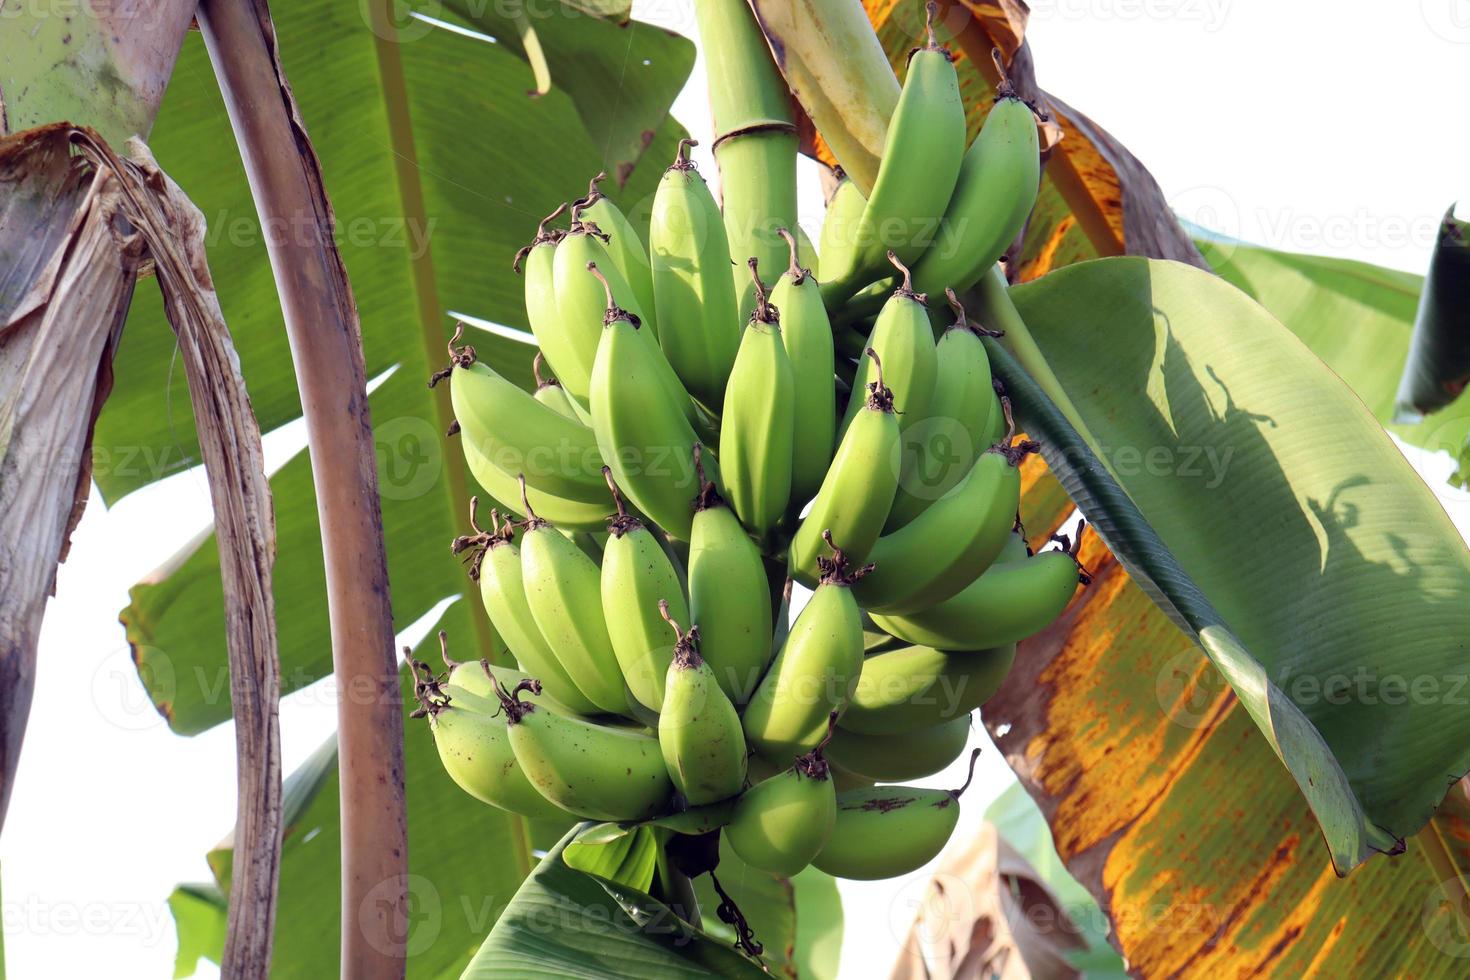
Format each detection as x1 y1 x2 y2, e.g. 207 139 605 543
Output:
656 602 748 805
650 139 741 411
531 352 591 424
408 652 568 821
743 532 870 763
812 749 981 880
726 718 839 876
839 643 1017 736
492 674 671 822
789 349 901 584
770 228 836 512
719 259 795 540
577 172 657 337
869 529 1088 651
837 254 937 441
687 445 773 704
599 469 688 713
452 500 601 716
517 478 631 716
820 4 966 302
825 714 971 783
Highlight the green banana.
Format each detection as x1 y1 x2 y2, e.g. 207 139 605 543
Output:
770 228 836 512
408 657 569 820
687 445 773 704
820 4 966 301
912 75 1041 299
885 290 1001 530
719 259 795 540
588 264 708 540
656 602 748 805
743 532 869 763
459 432 609 532
532 351 591 424
817 174 867 296
493 675 672 822
599 469 688 712
868 535 1087 651
649 138 741 410
998 526 1031 563
516 479 631 715
789 349 901 584
855 405 1034 614
812 750 981 880
515 202 567 372
439 654 583 720
837 254 937 440
726 722 838 876
839 643 1016 736
447 347 606 505
825 715 971 783
453 502 603 715
578 172 657 335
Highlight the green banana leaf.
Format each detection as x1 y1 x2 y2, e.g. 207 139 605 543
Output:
166 884 227 979
995 257 1470 869
462 828 768 979
565 825 661 893
1201 236 1470 486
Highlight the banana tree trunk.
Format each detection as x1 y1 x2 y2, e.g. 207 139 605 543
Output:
195 0 409 975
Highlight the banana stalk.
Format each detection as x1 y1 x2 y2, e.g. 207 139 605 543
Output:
693 0 799 317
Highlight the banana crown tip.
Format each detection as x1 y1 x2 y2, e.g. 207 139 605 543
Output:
793 712 840 780
816 529 875 587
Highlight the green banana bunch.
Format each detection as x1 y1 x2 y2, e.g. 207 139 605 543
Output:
656 601 748 805
719 259 795 540
743 532 869 763
912 68 1042 299
837 254 937 440
452 501 602 716
516 478 631 716
812 749 981 880
838 643 1016 735
855 401 1035 614
577 172 657 334
824 715 971 783
869 528 1088 651
650 139 741 411
820 4 966 301
492 675 672 822
599 469 688 713
885 290 1001 530
588 264 708 540
408 656 568 821
687 445 773 704
531 351 591 424
448 348 607 506
770 228 836 511
789 349 901 584
726 719 838 876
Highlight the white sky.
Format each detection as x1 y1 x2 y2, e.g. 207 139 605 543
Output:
5 2 1469 977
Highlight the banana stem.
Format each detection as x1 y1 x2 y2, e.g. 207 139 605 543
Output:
970 265 1102 453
